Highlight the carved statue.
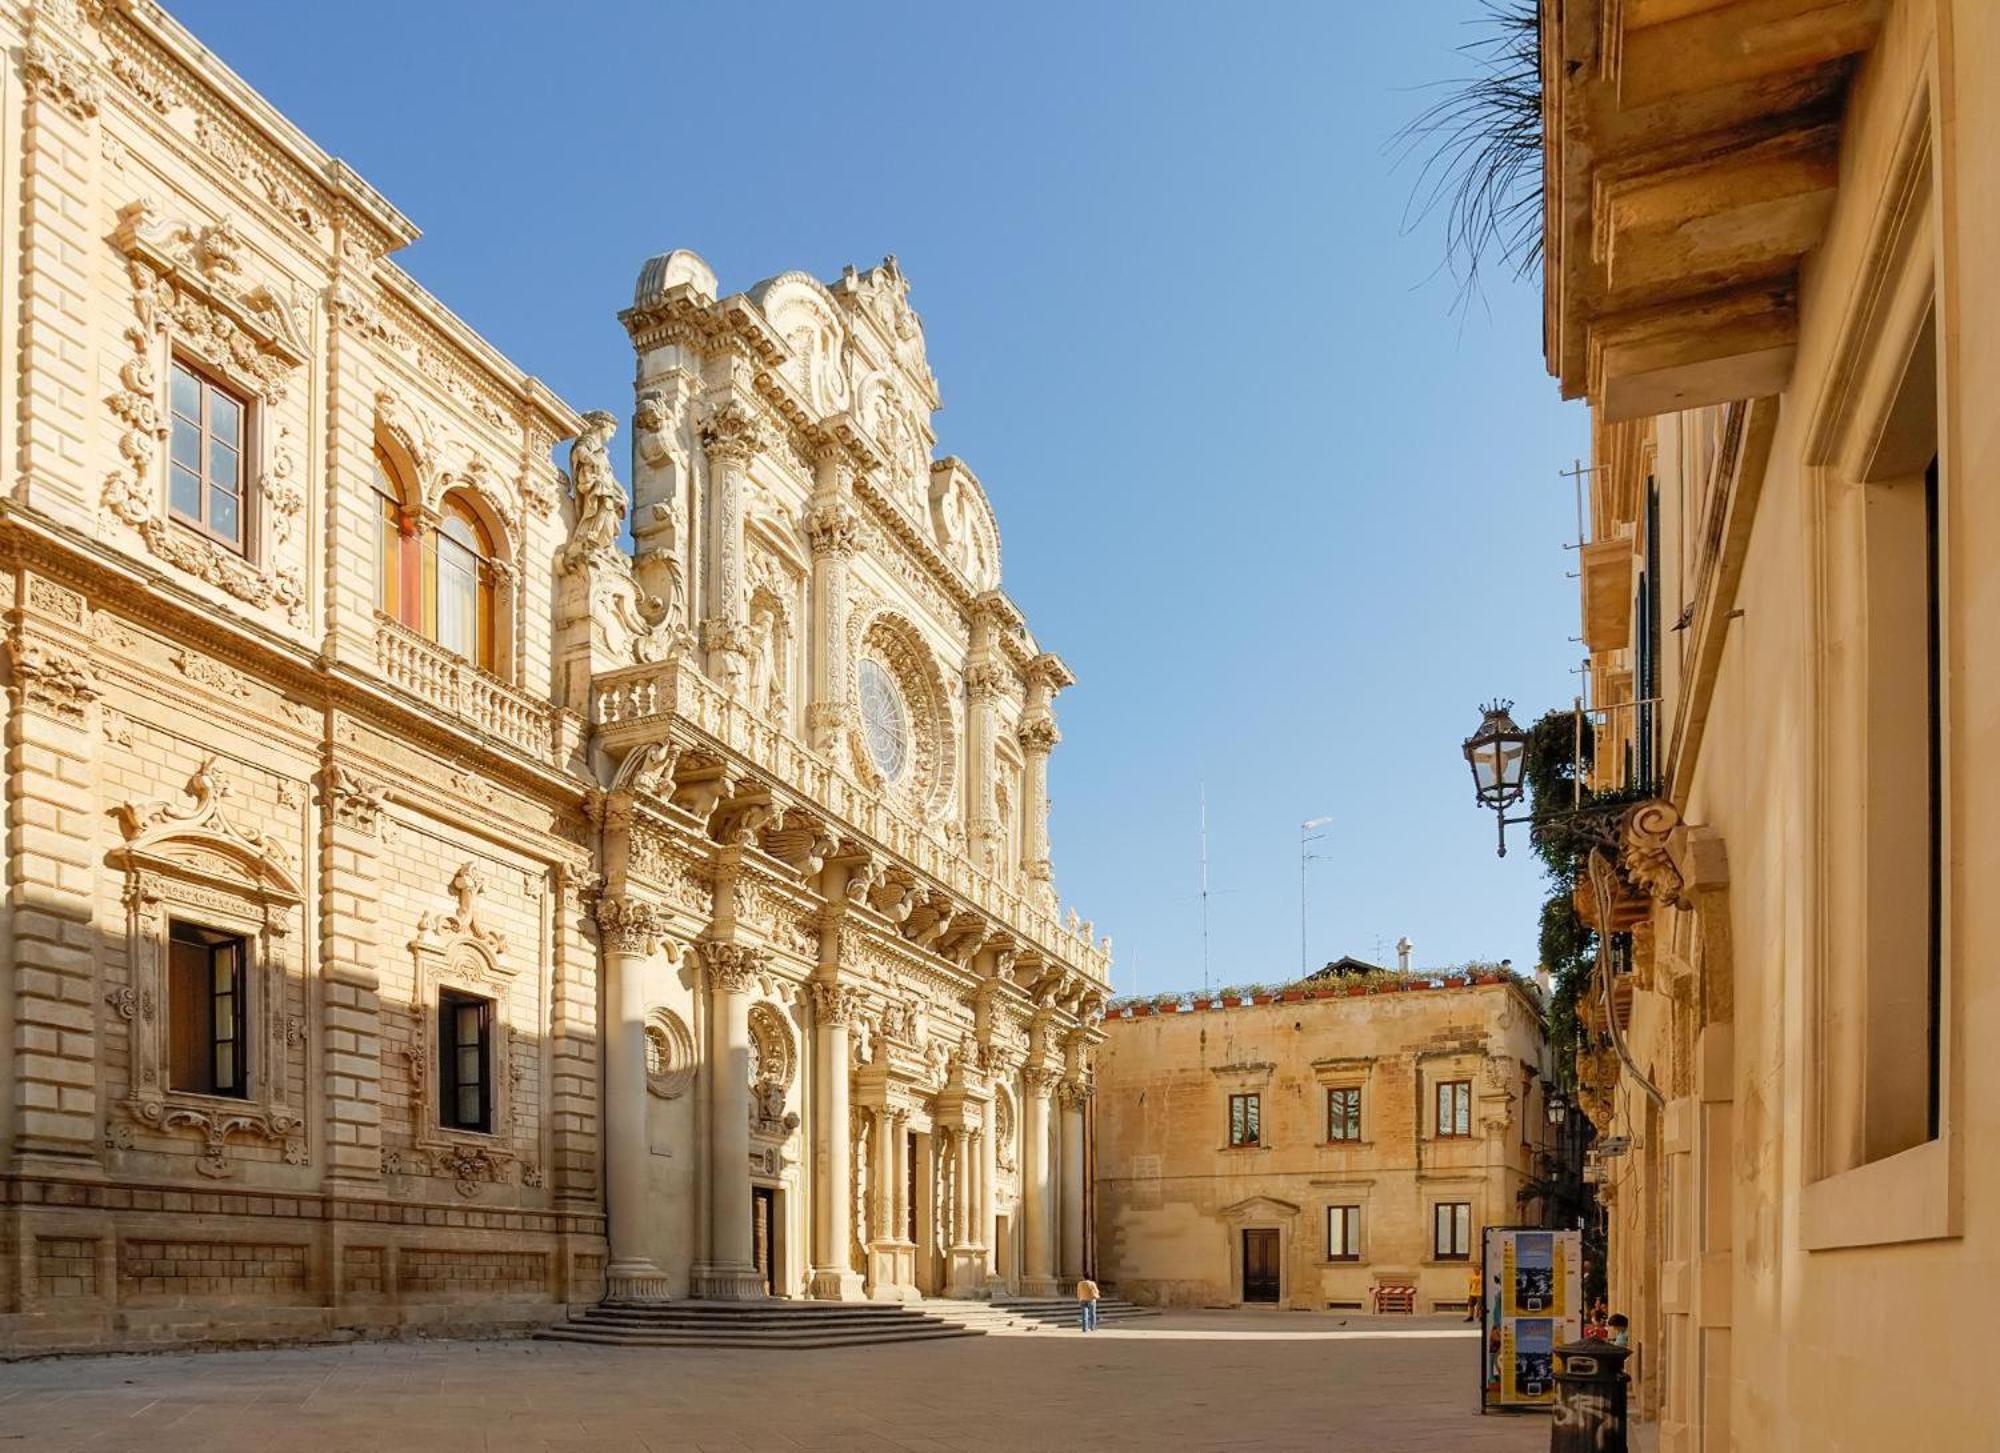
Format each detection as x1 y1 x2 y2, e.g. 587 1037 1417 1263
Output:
559 411 626 573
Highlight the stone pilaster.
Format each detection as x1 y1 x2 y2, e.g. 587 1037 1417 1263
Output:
15 8 101 531
805 484 859 753
867 1102 916 1301
697 401 764 696
1020 1065 1061 1297
5 583 104 1173
692 939 764 1300
945 1121 984 1297
596 896 671 1301
808 979 865 1301
319 759 387 1192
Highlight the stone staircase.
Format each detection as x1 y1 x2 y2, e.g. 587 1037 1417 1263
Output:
536 1299 983 1350
994 1295 1160 1330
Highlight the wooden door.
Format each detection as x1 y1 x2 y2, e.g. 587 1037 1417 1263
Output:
1242 1228 1280 1303
752 1187 776 1295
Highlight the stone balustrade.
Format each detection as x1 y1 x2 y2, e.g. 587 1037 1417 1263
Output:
595 653 1110 982
374 616 553 760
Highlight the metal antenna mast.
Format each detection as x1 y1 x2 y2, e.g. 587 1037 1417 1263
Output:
1199 783 1212 993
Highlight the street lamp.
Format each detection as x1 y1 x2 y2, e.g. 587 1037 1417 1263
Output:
1300 816 1332 975
1461 700 1532 856
1545 1089 1569 1127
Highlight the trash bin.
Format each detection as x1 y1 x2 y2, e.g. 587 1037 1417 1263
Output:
1550 1338 1631 1453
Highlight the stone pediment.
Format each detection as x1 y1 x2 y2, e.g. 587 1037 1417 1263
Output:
1220 1194 1302 1223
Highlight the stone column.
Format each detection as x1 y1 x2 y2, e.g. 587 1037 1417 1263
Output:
808 981 865 1300
1021 1067 1062 1296
979 1111 1000 1291
698 400 765 695
1059 1081 1089 1284
805 467 859 753
595 898 671 1300
693 941 764 1299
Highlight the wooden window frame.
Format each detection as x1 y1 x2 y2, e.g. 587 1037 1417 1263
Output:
1228 1092 1261 1148
1326 1085 1362 1143
167 355 252 555
1435 1079 1473 1138
1326 1204 1361 1262
1433 1201 1473 1260
167 919 249 1100
437 987 493 1135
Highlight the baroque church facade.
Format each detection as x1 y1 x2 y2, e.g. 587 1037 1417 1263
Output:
0 0 1109 1349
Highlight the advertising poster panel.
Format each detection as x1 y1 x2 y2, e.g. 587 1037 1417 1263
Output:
1481 1227 1583 1411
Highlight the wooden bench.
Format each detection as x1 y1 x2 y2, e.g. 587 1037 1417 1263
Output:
1371 1283 1417 1315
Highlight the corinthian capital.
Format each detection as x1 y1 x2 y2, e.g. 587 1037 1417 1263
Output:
964 661 1009 702
700 938 765 994
1023 1065 1064 1099
596 896 668 956
1058 1080 1094 1111
806 502 860 558
809 980 864 1027
699 400 768 463
1017 715 1059 754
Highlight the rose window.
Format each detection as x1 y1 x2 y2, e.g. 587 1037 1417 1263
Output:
859 658 909 783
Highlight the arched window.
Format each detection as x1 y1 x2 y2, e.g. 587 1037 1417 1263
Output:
372 448 500 675
430 498 496 669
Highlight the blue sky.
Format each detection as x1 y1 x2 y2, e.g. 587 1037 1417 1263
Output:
172 0 1586 994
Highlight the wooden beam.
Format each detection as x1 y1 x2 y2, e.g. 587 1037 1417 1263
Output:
1617 0 1884 110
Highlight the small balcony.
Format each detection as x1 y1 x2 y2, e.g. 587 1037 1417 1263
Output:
373 616 552 761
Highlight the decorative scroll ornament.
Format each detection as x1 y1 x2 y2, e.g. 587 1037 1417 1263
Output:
1619 799 1687 907
114 754 294 877
128 1098 303 1179
699 399 769 463
612 741 682 800
416 863 507 957
23 36 100 120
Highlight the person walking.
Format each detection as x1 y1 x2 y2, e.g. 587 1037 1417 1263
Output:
1076 1276 1102 1333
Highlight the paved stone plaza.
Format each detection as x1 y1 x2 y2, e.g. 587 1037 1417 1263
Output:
0 1313 1550 1452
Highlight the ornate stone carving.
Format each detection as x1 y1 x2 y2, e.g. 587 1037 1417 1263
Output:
559 410 627 574
416 863 508 957
6 640 102 725
1023 1065 1064 1098
807 503 860 558
325 764 389 837
612 741 683 800
700 939 766 995
124 1097 302 1180
1619 799 1686 907
596 896 669 957
699 399 769 463
809 980 865 1026
114 756 295 877
23 36 100 120
645 1008 696 1099
1017 715 1059 754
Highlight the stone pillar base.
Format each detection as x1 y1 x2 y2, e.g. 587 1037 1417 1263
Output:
866 1241 918 1301
605 1271 673 1303
1020 1275 1064 1298
809 1267 867 1301
690 1262 766 1301
983 1273 1011 1299
945 1247 986 1299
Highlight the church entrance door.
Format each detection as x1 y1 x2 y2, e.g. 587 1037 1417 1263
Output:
752 1186 777 1296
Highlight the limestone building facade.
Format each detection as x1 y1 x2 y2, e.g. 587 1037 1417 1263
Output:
1538 1 1999 1446
0 0 1109 1351
1093 970 1552 1313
